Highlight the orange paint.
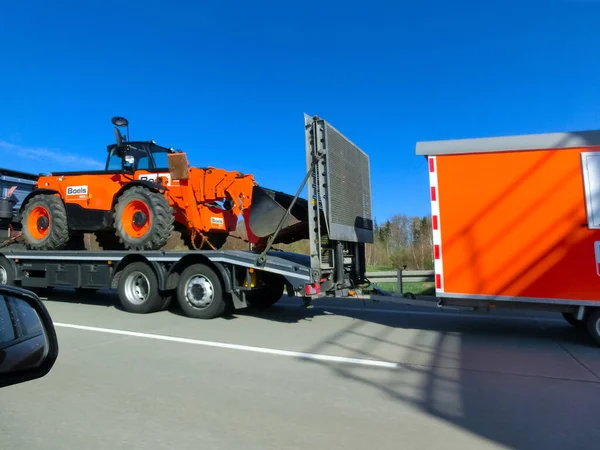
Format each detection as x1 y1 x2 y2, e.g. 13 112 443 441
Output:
27 206 50 240
436 147 600 302
122 199 151 238
34 156 257 243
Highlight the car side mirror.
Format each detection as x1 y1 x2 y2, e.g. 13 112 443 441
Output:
0 285 59 389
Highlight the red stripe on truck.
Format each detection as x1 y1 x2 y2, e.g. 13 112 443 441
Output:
435 274 442 289
430 186 437 201
432 215 438 230
434 245 440 260
429 158 435 173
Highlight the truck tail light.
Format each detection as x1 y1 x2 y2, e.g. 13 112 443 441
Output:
304 283 321 296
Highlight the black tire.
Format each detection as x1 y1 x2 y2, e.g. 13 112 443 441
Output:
246 272 285 309
20 193 70 250
176 263 226 319
0 256 15 286
113 186 174 251
117 262 164 314
562 312 585 328
585 308 600 346
159 291 174 311
91 231 125 250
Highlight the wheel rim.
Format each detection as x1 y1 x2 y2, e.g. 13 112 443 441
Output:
0 266 7 285
28 206 51 240
184 275 214 309
122 200 151 239
124 271 150 305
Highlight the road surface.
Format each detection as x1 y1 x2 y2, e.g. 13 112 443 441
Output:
1 290 599 450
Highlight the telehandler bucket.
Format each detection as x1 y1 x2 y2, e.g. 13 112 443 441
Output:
246 186 310 244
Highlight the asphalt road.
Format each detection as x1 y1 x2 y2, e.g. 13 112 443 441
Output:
1 290 599 450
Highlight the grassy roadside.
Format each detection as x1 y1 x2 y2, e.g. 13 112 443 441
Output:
366 265 435 296
374 281 436 296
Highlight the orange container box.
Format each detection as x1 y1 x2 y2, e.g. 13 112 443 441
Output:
416 130 600 307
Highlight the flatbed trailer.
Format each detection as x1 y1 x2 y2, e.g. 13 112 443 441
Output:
0 248 314 318
0 114 374 319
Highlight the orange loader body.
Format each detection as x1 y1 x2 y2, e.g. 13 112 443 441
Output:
18 117 311 252
25 157 255 250
17 118 271 251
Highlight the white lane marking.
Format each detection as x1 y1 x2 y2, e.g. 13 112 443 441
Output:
53 322 400 369
301 305 565 323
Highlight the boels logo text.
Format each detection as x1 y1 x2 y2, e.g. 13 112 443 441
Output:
66 186 88 197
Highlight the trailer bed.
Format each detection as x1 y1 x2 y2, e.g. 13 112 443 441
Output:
0 249 311 281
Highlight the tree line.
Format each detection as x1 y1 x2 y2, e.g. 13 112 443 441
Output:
367 215 433 270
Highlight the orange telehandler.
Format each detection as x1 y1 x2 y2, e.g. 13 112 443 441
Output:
18 117 307 251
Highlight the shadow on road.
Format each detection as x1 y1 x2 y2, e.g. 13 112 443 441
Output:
35 288 126 310
307 328 599 450
253 302 600 450
38 287 600 449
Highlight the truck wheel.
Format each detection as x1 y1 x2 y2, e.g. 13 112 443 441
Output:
21 194 70 250
176 263 226 319
117 262 164 314
585 308 600 346
160 291 174 311
114 186 174 251
562 312 585 328
0 257 15 285
246 273 285 309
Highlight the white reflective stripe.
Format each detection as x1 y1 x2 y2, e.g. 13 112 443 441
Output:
54 322 401 369
5 255 124 261
595 241 600 277
440 291 600 306
429 156 444 293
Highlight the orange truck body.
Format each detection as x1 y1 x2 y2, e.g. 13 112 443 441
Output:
416 130 600 307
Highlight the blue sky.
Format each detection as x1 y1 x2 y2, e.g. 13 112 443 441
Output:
1 1 599 223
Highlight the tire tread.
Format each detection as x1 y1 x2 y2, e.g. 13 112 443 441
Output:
176 263 226 319
117 262 164 314
113 186 174 251
21 194 70 250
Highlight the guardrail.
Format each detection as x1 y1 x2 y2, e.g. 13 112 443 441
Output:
365 270 435 292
